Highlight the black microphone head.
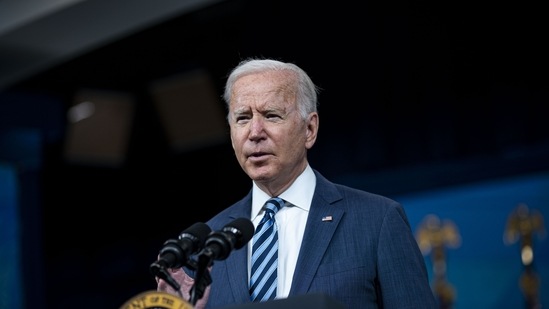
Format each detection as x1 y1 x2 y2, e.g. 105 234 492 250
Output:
179 222 212 253
222 217 255 249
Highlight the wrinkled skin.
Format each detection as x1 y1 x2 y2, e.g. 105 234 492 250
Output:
228 70 318 196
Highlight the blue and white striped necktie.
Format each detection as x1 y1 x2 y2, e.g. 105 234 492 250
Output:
249 197 285 302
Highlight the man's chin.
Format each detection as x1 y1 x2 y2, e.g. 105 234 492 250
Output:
247 168 274 182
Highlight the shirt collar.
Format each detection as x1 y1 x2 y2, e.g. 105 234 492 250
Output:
251 164 316 219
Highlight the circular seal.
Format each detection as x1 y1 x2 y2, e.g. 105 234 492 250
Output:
119 290 194 309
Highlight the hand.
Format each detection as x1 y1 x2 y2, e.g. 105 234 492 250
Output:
156 267 210 309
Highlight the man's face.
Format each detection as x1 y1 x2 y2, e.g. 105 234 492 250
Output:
228 70 318 190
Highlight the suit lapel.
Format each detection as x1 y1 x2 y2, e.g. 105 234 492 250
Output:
289 171 344 295
225 243 250 302
221 193 253 303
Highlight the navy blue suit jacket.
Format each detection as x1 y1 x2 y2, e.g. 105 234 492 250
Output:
202 169 437 308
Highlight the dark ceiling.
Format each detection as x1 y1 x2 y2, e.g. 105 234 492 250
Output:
8 0 548 184
1 0 549 308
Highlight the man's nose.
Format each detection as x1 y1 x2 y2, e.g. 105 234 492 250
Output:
248 117 265 139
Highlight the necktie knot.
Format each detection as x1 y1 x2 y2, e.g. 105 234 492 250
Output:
263 197 284 217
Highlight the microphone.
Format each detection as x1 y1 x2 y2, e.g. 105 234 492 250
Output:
150 222 212 275
201 217 255 261
187 218 254 305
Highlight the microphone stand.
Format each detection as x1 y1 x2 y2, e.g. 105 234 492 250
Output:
189 250 214 306
150 262 183 299
158 267 182 291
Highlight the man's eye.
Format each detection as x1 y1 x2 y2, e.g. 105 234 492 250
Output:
236 116 250 123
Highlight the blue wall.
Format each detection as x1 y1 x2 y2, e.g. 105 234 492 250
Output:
398 170 549 308
0 162 23 308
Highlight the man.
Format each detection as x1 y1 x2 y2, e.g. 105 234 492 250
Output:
157 58 438 308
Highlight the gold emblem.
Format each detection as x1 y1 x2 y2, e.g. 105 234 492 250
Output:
119 290 194 309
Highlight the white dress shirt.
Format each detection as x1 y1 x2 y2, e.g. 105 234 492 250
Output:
249 164 316 299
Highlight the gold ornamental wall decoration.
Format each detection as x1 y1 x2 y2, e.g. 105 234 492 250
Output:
504 203 546 309
415 214 461 309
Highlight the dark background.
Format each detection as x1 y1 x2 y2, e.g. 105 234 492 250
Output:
1 0 548 308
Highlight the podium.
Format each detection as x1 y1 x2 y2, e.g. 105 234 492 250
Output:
221 293 347 309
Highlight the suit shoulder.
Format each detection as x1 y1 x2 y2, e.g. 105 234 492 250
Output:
334 182 400 206
313 169 402 210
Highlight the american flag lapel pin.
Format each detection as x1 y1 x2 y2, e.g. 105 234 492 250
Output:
322 215 333 222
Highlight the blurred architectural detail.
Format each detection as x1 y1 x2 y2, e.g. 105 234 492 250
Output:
504 203 546 309
0 0 224 90
416 214 461 309
64 88 134 166
148 69 228 153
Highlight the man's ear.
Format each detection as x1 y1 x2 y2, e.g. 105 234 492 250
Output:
305 112 319 149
